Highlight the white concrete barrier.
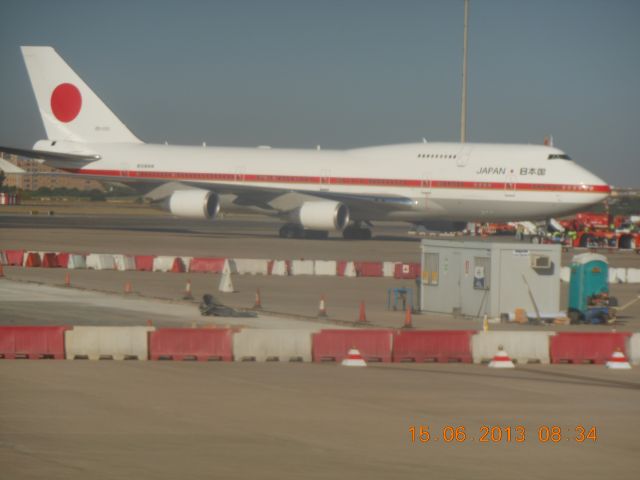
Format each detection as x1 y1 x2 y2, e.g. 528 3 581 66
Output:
270 260 289 276
314 260 337 276
615 268 628 284
65 326 154 360
609 267 619 284
560 266 571 283
626 268 640 284
472 331 555 364
180 256 193 272
66 254 87 269
86 253 116 270
383 262 397 278
291 260 314 276
233 329 314 362
232 258 269 275
153 255 180 272
113 254 136 271
630 333 640 365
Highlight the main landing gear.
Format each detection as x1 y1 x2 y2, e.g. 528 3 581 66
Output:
342 223 372 240
278 223 329 240
277 222 373 240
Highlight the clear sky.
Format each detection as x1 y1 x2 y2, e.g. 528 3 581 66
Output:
0 0 638 186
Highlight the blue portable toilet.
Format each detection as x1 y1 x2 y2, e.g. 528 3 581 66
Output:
568 253 609 323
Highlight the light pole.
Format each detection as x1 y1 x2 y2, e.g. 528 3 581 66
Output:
460 0 469 143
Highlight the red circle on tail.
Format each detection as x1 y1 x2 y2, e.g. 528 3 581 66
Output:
50 83 82 122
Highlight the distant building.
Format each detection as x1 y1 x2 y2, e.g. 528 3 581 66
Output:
0 152 105 192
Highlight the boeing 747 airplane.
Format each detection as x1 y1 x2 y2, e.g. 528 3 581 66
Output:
0 46 610 239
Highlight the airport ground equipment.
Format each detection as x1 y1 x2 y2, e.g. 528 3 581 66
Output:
568 253 617 324
420 240 561 319
198 294 257 318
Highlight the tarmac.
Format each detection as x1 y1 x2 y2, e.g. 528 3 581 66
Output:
1 205 640 478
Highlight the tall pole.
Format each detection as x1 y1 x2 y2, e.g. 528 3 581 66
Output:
460 0 469 143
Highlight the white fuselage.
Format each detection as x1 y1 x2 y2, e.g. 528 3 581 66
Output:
44 140 609 222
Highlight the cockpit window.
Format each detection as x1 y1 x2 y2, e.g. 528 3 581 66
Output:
548 154 571 160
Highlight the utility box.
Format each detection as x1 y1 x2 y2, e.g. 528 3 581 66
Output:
420 240 561 318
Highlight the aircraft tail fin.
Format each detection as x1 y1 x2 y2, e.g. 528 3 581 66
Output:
20 46 142 144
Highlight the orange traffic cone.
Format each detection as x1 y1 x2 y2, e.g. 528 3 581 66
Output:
488 346 515 368
64 272 71 287
606 348 631 369
253 288 263 310
318 295 328 317
183 279 194 300
403 305 413 329
124 280 133 294
341 348 367 367
358 301 368 323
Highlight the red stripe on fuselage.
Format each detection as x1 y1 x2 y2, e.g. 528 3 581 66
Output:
62 168 611 194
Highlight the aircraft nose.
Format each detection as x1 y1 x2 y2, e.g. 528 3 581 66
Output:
577 168 610 203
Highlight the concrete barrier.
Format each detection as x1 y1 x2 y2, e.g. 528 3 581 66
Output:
0 251 7 265
269 260 289 276
65 326 154 360
471 331 555 364
86 253 116 270
313 260 337 276
232 258 269 275
608 267 618 284
291 260 314 276
615 268 627 284
113 254 136 271
67 254 87 269
627 268 640 284
189 257 226 273
560 266 571 283
233 329 314 362
630 333 640 365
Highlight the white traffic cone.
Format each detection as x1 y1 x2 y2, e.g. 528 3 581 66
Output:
341 348 367 367
218 270 234 293
488 346 515 368
605 349 631 369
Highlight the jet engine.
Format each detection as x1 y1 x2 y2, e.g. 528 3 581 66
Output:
295 201 350 231
163 189 220 219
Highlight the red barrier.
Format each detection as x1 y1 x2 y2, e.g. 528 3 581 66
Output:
56 252 70 268
0 326 68 359
336 261 348 276
41 252 60 268
134 255 155 271
312 329 393 362
394 263 421 279
149 328 233 361
354 261 383 277
24 252 41 267
393 330 475 363
189 257 226 273
4 250 24 266
550 332 632 364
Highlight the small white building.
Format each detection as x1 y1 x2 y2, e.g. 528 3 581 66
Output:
420 239 561 318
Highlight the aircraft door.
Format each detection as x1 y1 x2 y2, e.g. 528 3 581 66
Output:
457 146 472 167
